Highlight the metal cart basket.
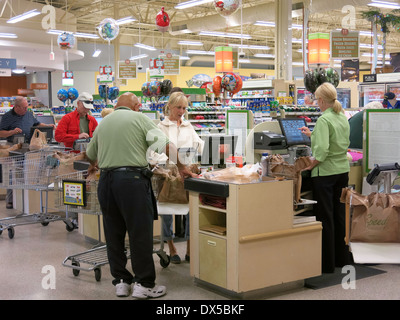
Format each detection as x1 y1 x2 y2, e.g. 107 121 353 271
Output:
55 170 170 281
0 148 66 239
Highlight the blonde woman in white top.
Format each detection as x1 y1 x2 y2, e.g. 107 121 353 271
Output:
158 91 204 263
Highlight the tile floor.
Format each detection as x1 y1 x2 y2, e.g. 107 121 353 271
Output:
1 199 400 301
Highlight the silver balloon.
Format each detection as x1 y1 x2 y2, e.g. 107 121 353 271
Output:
214 0 241 17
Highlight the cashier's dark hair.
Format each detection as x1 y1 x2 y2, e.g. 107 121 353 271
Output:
315 82 343 114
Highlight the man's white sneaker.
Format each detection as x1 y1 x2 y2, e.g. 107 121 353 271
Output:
132 283 167 299
115 280 131 297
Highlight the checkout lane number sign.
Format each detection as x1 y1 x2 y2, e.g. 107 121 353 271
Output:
62 180 87 207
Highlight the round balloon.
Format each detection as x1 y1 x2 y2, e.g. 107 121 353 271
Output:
57 32 75 50
200 81 213 94
214 0 241 17
57 89 69 103
67 88 79 102
221 72 237 92
98 85 108 99
161 79 172 96
108 87 120 100
149 81 162 97
325 67 340 87
156 7 170 32
230 74 243 95
98 18 120 42
212 76 222 96
141 82 150 97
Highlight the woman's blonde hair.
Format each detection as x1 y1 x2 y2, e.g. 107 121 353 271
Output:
315 82 343 114
164 92 188 116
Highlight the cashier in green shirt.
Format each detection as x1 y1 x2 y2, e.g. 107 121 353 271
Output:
299 82 351 274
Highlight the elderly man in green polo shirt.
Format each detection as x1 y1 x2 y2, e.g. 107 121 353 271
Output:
86 92 195 299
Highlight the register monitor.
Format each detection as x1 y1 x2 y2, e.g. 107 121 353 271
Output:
36 115 56 125
278 118 311 147
200 134 238 166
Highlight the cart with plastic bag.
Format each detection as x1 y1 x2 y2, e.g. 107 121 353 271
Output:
0 148 66 239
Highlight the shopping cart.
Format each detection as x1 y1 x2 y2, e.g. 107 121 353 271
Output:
56 170 171 281
0 148 67 239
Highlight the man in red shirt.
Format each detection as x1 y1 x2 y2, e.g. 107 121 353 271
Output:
55 92 98 149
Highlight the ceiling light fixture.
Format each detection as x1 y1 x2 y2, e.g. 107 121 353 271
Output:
254 53 275 58
12 68 26 74
74 32 99 39
198 31 251 39
116 16 137 25
179 55 191 60
134 43 156 51
186 50 215 55
229 43 270 50
0 33 18 38
7 9 41 24
92 49 102 57
130 53 149 60
175 0 213 10
254 21 275 27
239 59 251 63
178 41 203 46
368 1 400 9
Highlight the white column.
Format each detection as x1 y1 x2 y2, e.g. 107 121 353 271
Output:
274 0 292 81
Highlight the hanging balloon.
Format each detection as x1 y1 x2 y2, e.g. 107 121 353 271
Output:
156 7 170 32
192 74 212 87
149 80 162 97
108 87 120 101
213 0 241 17
161 79 172 96
57 89 69 103
67 88 79 102
212 76 222 96
98 85 108 99
98 18 120 42
230 74 243 96
57 32 75 50
200 82 213 94
221 72 237 92
304 69 319 94
325 67 340 87
141 82 150 97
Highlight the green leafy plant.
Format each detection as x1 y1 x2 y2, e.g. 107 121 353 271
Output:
362 9 400 68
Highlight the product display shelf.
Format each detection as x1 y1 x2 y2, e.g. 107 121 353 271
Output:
187 106 226 132
185 177 322 296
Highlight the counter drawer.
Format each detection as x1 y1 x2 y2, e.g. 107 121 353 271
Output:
199 233 227 288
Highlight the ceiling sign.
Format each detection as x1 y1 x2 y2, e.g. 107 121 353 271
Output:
118 60 137 79
331 30 359 60
308 33 330 65
215 46 233 73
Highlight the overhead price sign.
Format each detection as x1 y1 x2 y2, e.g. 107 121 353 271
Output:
118 60 137 79
308 33 330 65
331 30 359 59
159 54 180 75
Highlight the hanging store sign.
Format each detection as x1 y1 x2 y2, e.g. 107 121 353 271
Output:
331 30 359 59
159 54 180 75
215 46 233 73
62 70 74 87
98 65 113 83
118 60 137 79
308 33 330 65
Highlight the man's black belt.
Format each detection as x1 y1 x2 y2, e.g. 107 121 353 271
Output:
100 166 153 178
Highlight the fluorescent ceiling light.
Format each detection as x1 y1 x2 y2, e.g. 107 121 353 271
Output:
239 59 251 63
292 62 304 66
368 1 400 9
175 0 213 9
134 43 156 51
292 38 303 43
116 16 137 25
46 29 65 35
92 49 101 57
198 31 251 39
254 53 275 58
254 21 275 27
229 43 270 50
186 50 214 55
178 40 203 46
12 69 25 74
0 33 18 38
362 53 390 58
179 56 191 60
75 32 99 39
360 43 383 49
7 9 41 24
130 54 148 60
292 24 303 30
